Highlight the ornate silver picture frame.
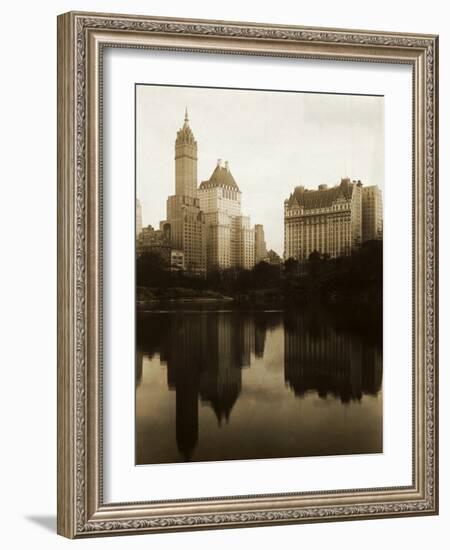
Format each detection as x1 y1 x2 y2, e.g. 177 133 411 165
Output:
57 11 438 538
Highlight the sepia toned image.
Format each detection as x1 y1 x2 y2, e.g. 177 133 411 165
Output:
135 84 383 465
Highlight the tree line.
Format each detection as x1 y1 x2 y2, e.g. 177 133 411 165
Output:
136 240 382 310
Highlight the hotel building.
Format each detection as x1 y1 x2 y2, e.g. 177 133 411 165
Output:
284 178 382 261
198 159 257 271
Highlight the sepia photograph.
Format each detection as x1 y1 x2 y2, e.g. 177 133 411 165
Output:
135 83 384 465
55 10 438 538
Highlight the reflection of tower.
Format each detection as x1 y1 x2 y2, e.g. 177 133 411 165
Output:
284 312 381 402
240 316 255 367
254 316 267 358
137 312 270 460
175 377 198 462
163 110 207 275
199 314 243 424
166 313 207 461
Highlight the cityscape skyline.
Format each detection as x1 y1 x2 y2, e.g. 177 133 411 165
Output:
136 85 384 256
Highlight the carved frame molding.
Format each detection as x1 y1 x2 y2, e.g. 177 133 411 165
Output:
57 11 438 538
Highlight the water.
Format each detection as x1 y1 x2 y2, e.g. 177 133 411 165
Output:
136 308 382 464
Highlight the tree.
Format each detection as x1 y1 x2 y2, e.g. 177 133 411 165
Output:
251 261 280 288
307 250 323 278
284 257 299 276
136 251 168 287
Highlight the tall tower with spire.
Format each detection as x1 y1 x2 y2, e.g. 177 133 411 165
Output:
163 110 206 275
175 108 198 198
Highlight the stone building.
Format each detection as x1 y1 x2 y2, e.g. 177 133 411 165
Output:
254 224 268 263
162 109 207 275
137 224 184 271
362 185 383 242
284 178 364 261
198 159 256 271
235 215 255 270
137 224 169 253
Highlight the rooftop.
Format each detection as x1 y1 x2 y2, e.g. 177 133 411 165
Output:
199 159 240 192
286 178 361 209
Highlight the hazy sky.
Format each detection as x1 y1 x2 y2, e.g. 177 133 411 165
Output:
137 84 384 255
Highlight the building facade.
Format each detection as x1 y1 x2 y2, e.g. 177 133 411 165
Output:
235 215 255 270
198 160 256 271
254 224 268 263
284 178 365 261
362 185 383 242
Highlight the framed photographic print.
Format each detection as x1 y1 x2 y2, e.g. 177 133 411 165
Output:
57 11 439 538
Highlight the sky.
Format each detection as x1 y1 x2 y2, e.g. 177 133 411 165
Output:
136 84 384 256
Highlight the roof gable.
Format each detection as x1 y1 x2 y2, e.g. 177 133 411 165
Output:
199 165 240 191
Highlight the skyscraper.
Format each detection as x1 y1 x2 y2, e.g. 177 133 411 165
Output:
163 109 207 275
198 159 256 271
362 185 383 242
255 224 268 263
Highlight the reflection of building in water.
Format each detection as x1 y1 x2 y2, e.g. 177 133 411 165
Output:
254 316 267 358
137 312 268 460
284 313 382 403
164 314 206 460
237 316 255 367
136 349 143 385
199 315 242 424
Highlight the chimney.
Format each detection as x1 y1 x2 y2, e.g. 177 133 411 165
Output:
295 185 305 193
318 184 328 190
217 158 223 168
225 160 230 172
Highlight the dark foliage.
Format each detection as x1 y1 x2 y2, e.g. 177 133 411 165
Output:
136 240 382 314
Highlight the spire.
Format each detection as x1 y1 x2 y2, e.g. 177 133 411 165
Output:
175 107 196 147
